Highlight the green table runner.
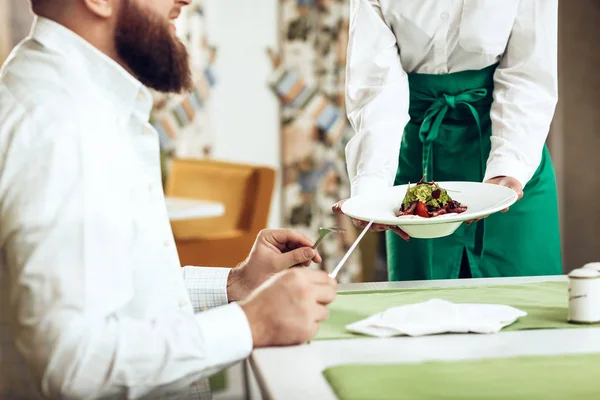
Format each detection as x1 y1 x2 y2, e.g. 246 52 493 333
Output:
316 282 598 340
323 353 600 399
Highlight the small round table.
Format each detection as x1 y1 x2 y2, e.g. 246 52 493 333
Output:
165 197 225 221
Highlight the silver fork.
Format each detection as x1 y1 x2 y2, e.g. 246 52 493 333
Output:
312 227 346 249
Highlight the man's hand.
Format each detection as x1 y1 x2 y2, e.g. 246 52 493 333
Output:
466 176 524 225
240 268 337 347
227 229 322 302
332 200 410 241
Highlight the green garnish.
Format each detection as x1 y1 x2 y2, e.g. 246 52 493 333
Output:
402 180 452 210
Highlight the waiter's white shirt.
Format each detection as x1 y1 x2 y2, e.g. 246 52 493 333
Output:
345 0 558 196
0 17 252 399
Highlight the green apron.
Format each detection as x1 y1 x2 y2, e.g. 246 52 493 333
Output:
386 64 562 281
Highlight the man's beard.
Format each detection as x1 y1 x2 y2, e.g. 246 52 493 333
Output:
115 0 193 93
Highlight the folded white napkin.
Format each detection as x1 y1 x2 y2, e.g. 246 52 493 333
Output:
346 299 527 338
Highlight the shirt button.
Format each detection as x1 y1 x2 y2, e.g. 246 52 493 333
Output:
178 299 188 308
163 239 171 248
440 12 449 20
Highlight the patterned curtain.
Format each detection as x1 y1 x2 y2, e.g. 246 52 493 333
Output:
268 0 362 283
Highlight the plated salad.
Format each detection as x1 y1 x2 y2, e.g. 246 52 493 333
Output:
397 178 468 218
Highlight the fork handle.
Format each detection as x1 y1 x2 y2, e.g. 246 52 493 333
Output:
312 236 325 249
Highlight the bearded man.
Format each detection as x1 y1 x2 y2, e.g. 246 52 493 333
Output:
0 1 337 398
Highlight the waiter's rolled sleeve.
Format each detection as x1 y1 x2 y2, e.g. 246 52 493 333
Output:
487 0 558 188
345 0 410 198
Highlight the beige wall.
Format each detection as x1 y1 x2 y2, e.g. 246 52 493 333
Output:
9 0 33 44
0 0 11 63
552 0 600 271
0 0 33 63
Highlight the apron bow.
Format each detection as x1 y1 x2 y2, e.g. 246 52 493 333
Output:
416 88 488 180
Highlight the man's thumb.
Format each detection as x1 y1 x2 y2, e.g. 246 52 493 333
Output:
281 247 316 268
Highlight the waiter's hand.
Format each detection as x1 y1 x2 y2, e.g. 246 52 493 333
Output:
466 176 523 225
486 176 524 210
332 200 410 241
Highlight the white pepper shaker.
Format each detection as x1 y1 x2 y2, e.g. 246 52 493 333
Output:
568 268 600 324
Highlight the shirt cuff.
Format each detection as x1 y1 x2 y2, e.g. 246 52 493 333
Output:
194 303 253 366
351 175 391 198
181 266 231 312
484 158 533 189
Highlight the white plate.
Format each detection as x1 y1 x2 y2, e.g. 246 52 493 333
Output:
341 182 518 239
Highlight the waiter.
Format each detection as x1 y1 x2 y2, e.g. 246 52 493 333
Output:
334 0 561 280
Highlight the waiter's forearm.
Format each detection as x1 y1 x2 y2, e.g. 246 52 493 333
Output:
486 0 558 187
345 0 410 197
345 117 408 196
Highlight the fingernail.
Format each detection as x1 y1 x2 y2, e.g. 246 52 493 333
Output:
304 248 315 259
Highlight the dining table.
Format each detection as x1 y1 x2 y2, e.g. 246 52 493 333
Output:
249 275 600 400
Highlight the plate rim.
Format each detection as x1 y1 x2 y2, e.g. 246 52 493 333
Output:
341 181 519 226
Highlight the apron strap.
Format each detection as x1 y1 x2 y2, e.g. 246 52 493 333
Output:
416 88 488 180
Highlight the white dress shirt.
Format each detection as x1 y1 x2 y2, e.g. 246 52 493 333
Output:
0 17 252 399
345 0 558 196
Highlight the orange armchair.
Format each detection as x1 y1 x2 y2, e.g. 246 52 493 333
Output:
166 159 276 268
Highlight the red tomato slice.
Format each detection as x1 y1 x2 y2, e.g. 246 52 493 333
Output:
415 202 430 218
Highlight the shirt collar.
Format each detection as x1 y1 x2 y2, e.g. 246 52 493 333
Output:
30 17 153 119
